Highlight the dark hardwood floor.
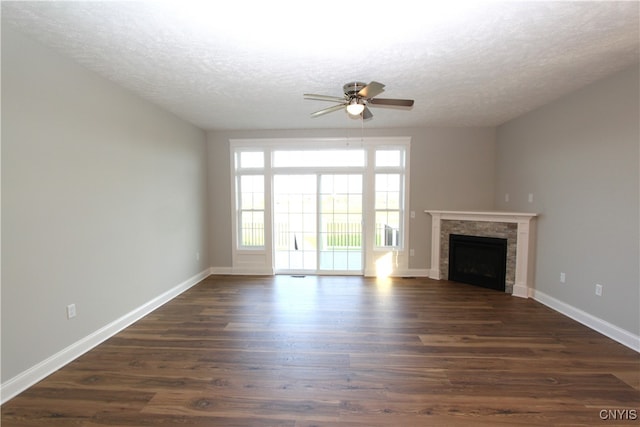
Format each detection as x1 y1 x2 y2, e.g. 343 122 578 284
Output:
2 275 639 426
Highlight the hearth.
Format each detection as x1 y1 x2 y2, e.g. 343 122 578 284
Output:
448 234 507 292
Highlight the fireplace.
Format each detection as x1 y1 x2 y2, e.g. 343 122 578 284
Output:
425 210 537 298
448 234 507 292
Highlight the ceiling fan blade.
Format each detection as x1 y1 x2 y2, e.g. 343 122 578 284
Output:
310 103 346 117
304 94 346 102
369 98 415 107
362 106 373 120
358 81 385 99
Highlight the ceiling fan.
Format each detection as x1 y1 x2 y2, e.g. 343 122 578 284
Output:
304 81 414 120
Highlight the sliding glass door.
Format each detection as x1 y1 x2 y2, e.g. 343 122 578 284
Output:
273 174 317 271
273 173 363 273
318 174 362 271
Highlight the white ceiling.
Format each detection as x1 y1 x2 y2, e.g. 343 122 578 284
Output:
2 1 639 131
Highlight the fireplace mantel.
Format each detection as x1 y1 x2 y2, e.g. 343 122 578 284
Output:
425 210 538 298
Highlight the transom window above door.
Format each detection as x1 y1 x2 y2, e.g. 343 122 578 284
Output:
272 150 365 168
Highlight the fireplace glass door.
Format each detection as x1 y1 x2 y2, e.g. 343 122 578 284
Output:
448 234 507 291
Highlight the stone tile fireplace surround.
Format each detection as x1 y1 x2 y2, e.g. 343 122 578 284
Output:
425 210 538 298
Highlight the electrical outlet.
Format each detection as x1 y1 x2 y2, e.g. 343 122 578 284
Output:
66 304 77 319
505 193 510 203
595 284 603 296
560 272 566 283
196 252 200 261
409 249 415 257
410 211 415 219
528 193 534 203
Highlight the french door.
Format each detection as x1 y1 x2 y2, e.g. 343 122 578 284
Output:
273 173 363 273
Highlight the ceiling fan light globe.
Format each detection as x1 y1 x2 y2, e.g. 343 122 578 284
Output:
346 102 365 116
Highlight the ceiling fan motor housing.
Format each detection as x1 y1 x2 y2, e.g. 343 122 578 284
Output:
343 82 368 98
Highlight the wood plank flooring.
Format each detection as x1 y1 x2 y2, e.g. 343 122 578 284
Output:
2 275 639 426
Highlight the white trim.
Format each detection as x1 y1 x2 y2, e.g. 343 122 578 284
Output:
275 270 363 276
233 267 275 275
210 266 234 275
397 268 431 277
424 210 538 221
512 284 530 298
210 266 274 276
533 289 640 353
211 267 432 278
364 268 431 278
427 268 439 278
0 269 211 404
230 136 411 150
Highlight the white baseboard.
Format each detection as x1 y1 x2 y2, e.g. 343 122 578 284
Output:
363 268 432 278
398 269 431 277
511 283 529 298
210 266 234 275
211 267 433 278
533 289 640 353
1 269 211 404
210 266 274 275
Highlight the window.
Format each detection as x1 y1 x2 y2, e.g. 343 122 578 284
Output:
235 151 264 248
237 151 264 169
374 148 405 248
238 175 264 247
273 149 365 168
375 149 402 167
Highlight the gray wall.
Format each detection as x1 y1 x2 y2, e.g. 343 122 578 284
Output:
495 64 639 335
207 127 496 271
1 28 209 381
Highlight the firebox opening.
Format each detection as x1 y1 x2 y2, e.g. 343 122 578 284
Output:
448 234 507 292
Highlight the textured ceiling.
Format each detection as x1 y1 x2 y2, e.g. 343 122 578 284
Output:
2 1 639 130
